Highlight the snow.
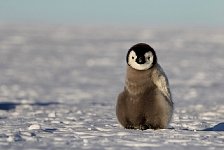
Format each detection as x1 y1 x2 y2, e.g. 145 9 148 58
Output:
28 124 41 130
0 24 224 149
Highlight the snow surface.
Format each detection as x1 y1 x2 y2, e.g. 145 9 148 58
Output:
0 24 224 149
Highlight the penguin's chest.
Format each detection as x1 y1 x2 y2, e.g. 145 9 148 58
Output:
125 68 157 122
125 81 157 122
126 97 145 122
127 96 144 112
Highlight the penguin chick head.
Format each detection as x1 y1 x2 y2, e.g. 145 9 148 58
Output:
126 43 157 70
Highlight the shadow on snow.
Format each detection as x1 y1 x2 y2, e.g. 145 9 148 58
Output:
0 102 60 111
176 122 224 132
202 122 224 131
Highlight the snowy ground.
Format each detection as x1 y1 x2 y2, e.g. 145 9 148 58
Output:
0 24 223 149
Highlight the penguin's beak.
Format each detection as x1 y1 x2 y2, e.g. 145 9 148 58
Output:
136 57 145 64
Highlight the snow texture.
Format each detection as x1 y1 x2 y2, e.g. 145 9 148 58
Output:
0 24 224 149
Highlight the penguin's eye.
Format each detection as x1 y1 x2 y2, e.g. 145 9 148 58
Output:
147 57 150 60
132 56 134 59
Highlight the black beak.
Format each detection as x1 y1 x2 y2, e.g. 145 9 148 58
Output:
136 57 145 64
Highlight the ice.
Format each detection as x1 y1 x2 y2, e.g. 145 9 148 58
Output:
0 24 224 149
28 124 41 130
48 112 56 118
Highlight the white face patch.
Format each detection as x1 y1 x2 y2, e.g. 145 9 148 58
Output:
128 51 154 70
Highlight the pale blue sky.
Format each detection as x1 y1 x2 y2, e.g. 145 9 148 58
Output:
0 0 224 26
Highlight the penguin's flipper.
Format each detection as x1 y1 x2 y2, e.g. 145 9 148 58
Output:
151 64 172 103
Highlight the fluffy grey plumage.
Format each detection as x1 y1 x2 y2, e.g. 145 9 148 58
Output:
116 43 173 130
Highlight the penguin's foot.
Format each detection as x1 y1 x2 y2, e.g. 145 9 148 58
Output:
138 124 149 130
125 124 134 129
125 124 149 130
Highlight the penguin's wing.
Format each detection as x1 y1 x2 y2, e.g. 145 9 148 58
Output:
151 64 172 101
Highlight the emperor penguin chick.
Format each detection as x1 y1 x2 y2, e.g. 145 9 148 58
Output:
116 43 173 130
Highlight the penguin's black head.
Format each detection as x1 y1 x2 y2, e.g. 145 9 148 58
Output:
126 43 157 70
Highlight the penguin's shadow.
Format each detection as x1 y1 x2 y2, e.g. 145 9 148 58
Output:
178 122 224 132
201 122 224 131
0 102 60 111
